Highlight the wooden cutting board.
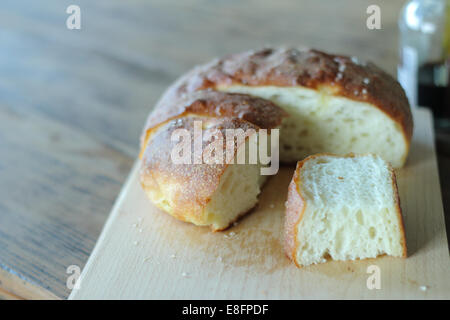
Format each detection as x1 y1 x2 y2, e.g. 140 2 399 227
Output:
69 108 450 299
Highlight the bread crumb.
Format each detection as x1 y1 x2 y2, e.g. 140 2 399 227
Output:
224 231 236 239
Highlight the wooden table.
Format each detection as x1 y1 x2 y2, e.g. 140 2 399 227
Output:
0 0 447 299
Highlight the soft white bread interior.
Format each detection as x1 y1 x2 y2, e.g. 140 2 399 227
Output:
203 163 268 230
221 86 407 168
285 153 407 267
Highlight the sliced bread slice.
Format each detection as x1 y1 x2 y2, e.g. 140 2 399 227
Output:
284 153 407 267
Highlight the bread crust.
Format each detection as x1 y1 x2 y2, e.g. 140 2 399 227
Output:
154 48 413 164
284 153 407 267
140 91 286 231
140 90 287 157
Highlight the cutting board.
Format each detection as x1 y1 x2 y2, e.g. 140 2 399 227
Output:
69 108 450 299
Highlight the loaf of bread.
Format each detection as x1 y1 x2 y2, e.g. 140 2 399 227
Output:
284 153 407 267
140 47 413 231
140 90 286 231
157 47 413 167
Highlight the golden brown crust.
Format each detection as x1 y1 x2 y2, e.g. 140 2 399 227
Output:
284 153 408 267
158 47 413 153
140 90 287 157
140 91 285 230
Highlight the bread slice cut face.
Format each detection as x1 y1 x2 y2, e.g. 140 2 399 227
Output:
164 47 413 167
284 153 407 267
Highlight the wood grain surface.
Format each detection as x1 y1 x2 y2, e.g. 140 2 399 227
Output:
1 0 448 300
69 109 450 299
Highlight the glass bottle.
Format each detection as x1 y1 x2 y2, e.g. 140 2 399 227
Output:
398 0 450 129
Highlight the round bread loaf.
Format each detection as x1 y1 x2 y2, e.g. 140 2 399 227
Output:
140 90 286 231
151 47 413 167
